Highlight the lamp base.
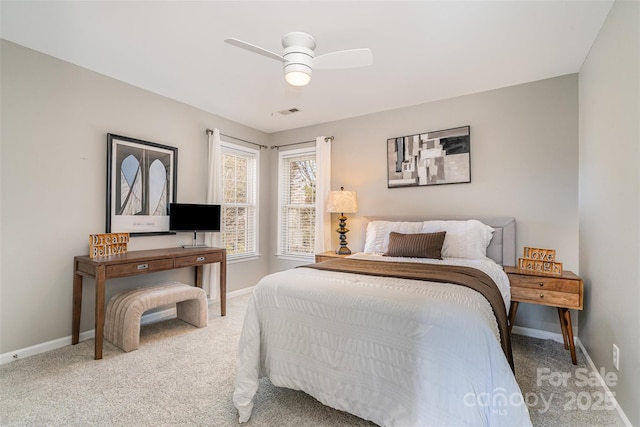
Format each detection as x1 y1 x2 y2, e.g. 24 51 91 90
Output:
335 214 351 255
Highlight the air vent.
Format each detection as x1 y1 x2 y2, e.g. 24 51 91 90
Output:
277 108 300 116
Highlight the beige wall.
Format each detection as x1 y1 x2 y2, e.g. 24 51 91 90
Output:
0 40 271 354
1 38 584 364
269 74 580 335
578 1 640 425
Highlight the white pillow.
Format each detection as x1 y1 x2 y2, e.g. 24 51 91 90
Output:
421 219 494 259
363 220 423 253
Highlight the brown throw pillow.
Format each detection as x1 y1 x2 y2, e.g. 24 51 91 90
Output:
383 231 446 259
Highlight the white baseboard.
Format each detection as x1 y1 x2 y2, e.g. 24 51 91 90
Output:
226 286 255 299
511 325 566 343
512 326 632 426
0 289 254 366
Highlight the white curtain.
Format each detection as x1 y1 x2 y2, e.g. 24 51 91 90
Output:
204 128 223 301
315 136 332 253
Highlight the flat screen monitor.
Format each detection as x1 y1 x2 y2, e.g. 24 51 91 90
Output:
169 204 221 249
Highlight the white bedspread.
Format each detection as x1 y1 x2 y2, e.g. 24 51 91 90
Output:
233 257 531 426
347 253 513 310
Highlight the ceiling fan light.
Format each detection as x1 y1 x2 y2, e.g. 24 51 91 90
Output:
285 70 311 87
226 31 372 87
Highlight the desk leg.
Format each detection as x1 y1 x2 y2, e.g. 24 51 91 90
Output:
94 266 105 360
508 301 519 333
560 308 577 365
72 265 82 345
220 258 226 317
195 265 203 288
195 261 226 316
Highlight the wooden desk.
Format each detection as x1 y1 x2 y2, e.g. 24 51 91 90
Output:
72 246 226 360
504 266 583 364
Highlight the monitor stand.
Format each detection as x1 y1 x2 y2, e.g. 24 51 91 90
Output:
182 231 210 249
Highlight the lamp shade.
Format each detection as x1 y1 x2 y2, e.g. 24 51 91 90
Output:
326 190 358 214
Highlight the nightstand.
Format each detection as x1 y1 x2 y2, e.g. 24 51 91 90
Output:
504 266 584 365
315 251 351 263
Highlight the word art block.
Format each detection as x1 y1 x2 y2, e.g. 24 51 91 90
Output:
89 233 130 258
518 258 563 275
523 247 556 262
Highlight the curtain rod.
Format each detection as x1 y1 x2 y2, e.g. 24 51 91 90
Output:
271 136 335 150
205 128 268 149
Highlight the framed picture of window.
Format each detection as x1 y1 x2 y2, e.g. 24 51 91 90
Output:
106 134 178 235
387 125 470 188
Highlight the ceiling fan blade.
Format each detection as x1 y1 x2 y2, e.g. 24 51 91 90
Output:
313 48 373 69
224 38 286 62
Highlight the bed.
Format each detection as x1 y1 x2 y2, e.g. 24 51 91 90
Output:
233 217 532 426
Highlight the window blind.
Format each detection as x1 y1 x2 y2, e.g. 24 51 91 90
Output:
221 142 259 259
278 147 317 258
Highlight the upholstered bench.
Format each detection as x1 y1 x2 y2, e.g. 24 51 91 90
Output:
105 282 208 352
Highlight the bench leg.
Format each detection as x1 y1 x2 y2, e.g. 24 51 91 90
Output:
177 298 208 327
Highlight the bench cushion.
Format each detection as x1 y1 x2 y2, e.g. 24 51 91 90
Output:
105 282 208 352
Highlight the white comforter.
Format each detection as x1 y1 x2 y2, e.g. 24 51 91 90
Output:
233 256 531 426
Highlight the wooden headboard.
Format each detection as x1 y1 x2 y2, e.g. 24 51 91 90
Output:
361 216 516 266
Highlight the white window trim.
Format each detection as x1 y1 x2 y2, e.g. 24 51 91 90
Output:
220 140 260 262
276 146 316 262
227 254 261 264
277 253 315 263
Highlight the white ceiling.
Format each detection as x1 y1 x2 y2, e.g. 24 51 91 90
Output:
1 1 613 134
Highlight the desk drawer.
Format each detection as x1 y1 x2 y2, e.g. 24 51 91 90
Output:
508 274 580 293
175 252 223 268
106 259 174 278
511 287 580 308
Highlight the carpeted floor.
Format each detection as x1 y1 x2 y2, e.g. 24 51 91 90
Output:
0 293 625 426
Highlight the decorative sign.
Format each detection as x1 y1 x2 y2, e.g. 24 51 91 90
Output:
89 233 130 258
518 246 562 275
518 258 563 275
523 247 556 262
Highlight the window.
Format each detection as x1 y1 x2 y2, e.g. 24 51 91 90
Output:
278 147 317 260
221 142 259 260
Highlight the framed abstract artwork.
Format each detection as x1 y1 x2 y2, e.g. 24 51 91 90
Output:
387 125 470 188
106 134 177 235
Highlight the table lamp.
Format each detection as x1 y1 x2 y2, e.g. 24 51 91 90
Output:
326 187 358 254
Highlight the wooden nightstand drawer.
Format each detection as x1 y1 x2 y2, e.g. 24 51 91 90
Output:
510 287 580 308
504 266 583 310
508 274 580 293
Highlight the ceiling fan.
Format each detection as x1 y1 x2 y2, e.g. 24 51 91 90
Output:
224 32 373 87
